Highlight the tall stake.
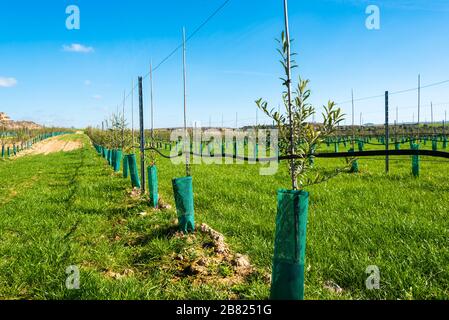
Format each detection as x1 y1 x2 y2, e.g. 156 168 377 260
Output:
138 77 146 194
132 79 135 146
122 90 125 149
443 110 447 136
431 101 434 125
150 60 154 145
235 112 238 129
395 106 398 141
385 91 390 174
351 89 355 149
283 0 297 190
183 27 191 177
417 74 421 141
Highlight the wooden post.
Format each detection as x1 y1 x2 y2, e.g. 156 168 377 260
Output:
138 76 146 194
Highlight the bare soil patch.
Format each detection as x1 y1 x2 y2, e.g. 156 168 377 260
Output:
15 137 83 158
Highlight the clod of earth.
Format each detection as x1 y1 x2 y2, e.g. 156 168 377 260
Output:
324 280 344 294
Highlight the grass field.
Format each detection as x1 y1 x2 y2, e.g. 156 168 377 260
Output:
1 133 449 300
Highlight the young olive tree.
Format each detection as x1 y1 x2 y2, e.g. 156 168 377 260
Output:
256 32 348 190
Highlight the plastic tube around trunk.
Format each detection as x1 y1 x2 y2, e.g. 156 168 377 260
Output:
270 189 309 300
172 176 195 233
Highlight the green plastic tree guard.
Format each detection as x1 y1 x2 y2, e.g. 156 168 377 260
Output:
271 189 309 300
147 165 159 208
127 154 141 188
114 150 122 172
349 148 359 173
358 141 364 152
334 143 339 153
123 154 129 178
412 143 420 177
111 149 117 168
1 145 4 158
432 139 438 152
172 176 195 233
108 149 113 166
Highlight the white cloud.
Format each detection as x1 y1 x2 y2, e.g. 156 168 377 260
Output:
92 94 102 100
0 77 18 88
62 43 94 53
84 80 92 86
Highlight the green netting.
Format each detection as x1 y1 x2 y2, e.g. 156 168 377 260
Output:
111 150 117 168
123 154 129 178
172 176 195 233
271 189 309 300
432 140 438 152
412 143 420 177
113 150 122 172
127 154 141 188
147 165 159 208
106 149 110 164
348 148 359 173
358 141 364 152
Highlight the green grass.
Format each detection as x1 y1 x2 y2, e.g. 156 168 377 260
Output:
1 134 449 299
0 134 265 300
154 138 449 300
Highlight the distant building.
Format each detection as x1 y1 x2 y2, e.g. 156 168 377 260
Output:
0 112 11 122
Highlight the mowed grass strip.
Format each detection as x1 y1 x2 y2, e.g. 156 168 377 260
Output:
1 133 449 299
0 134 260 300
152 141 449 300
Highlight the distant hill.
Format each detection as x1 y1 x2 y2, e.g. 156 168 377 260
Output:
0 112 43 130
7 121 43 130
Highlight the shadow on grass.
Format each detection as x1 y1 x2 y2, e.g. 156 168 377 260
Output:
131 224 180 247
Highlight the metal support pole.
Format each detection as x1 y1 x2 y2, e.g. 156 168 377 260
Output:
283 0 297 190
122 90 125 149
138 76 146 194
385 91 390 174
182 27 190 177
150 60 154 145
417 74 421 141
132 79 135 146
351 89 355 149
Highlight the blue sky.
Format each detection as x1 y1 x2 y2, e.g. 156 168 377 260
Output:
0 0 449 128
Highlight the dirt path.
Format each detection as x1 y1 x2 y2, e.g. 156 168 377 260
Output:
15 135 83 158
